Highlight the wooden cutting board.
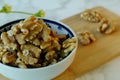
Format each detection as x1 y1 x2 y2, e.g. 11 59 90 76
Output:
0 6 120 80
53 6 120 80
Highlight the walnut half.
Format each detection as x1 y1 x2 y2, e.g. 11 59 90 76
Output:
61 37 77 57
80 9 102 23
97 18 115 34
1 32 18 50
2 52 17 64
21 44 42 58
17 51 38 65
77 31 96 45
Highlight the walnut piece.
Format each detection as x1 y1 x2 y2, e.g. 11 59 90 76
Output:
0 43 7 61
1 32 18 50
30 38 40 46
17 51 38 65
61 37 77 57
80 9 102 23
77 31 96 45
57 34 66 40
11 24 21 35
97 18 115 34
40 41 51 50
15 33 26 44
21 44 42 58
50 59 57 65
0 50 6 61
15 58 27 68
2 52 17 64
51 39 61 51
40 21 51 42
45 50 57 61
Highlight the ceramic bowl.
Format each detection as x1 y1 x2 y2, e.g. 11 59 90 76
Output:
0 18 78 80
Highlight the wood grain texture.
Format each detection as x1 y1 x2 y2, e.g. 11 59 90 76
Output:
0 6 120 80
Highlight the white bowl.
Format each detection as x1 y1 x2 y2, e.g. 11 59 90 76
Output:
0 18 78 80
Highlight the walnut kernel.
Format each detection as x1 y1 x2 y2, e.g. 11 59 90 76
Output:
80 9 102 23
77 31 96 45
97 18 115 34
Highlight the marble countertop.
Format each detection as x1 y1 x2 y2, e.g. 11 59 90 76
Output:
0 0 120 80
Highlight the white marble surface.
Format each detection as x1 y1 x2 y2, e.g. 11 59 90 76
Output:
0 0 120 80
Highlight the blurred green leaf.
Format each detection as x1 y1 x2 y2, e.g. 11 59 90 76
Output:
0 4 45 17
0 4 12 13
34 10 45 17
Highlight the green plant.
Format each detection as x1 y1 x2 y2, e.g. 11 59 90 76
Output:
0 4 45 17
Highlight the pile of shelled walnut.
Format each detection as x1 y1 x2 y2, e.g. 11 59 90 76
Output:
78 9 116 45
0 16 76 68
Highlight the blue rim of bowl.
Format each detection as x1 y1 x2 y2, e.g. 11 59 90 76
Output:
0 18 77 70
